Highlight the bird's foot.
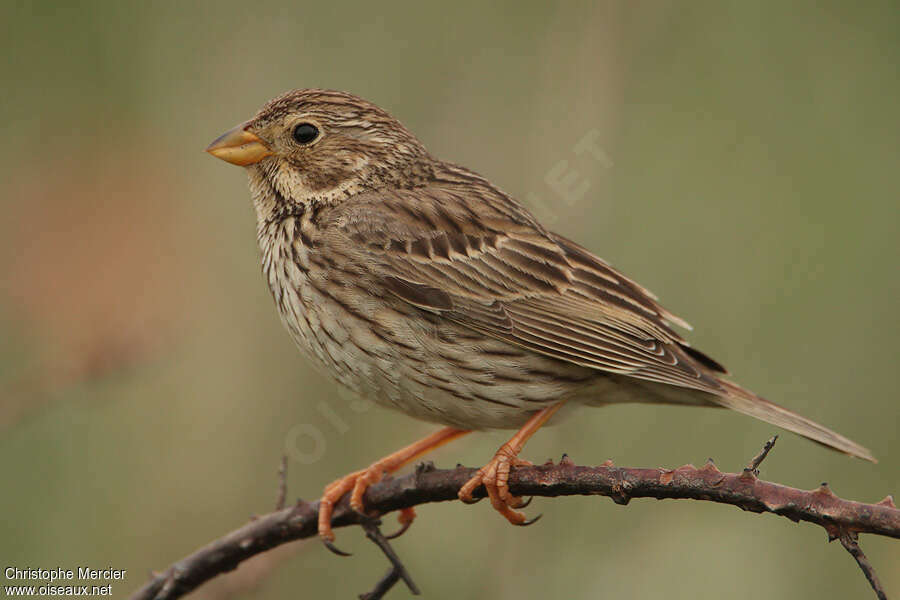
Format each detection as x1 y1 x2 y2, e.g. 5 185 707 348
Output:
318 464 417 554
316 427 469 554
458 442 540 525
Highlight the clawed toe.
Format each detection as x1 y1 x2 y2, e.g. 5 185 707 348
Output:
458 469 487 504
350 468 384 516
458 453 540 527
318 465 382 548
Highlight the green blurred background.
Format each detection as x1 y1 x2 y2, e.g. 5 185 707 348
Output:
1 2 898 598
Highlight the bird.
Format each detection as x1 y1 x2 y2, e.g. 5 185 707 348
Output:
205 88 874 550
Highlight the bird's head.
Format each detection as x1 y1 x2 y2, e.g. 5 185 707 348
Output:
206 89 433 215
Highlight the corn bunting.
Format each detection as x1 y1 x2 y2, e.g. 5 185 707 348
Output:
206 89 874 548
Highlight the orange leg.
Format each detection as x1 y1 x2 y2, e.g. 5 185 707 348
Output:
458 402 565 525
318 427 469 544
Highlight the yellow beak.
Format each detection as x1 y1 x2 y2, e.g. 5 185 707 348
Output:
205 123 274 166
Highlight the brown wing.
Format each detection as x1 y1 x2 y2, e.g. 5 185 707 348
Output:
327 177 727 396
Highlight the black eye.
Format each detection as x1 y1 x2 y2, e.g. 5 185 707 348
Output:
292 123 319 145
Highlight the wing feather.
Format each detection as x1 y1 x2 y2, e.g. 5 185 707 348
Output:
324 183 727 395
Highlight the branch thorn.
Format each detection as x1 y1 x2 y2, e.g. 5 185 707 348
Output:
700 458 721 473
814 482 836 497
876 495 895 508
415 460 435 474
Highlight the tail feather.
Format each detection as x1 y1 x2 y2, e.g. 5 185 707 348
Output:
715 381 876 463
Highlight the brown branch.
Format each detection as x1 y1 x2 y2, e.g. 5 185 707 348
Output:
129 451 898 600
358 517 420 598
839 531 888 600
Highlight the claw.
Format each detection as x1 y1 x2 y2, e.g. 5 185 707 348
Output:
322 537 352 557
518 513 543 527
458 474 487 504
385 507 416 539
384 519 413 540
505 495 532 509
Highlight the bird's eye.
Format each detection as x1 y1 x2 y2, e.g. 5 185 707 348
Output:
292 123 319 145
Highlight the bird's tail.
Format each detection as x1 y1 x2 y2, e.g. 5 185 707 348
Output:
715 380 876 463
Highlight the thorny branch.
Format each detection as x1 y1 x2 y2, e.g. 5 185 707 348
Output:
130 440 897 600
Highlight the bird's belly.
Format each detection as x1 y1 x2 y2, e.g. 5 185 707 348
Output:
272 274 596 430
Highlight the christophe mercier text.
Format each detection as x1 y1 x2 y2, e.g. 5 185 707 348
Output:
4 567 126 582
